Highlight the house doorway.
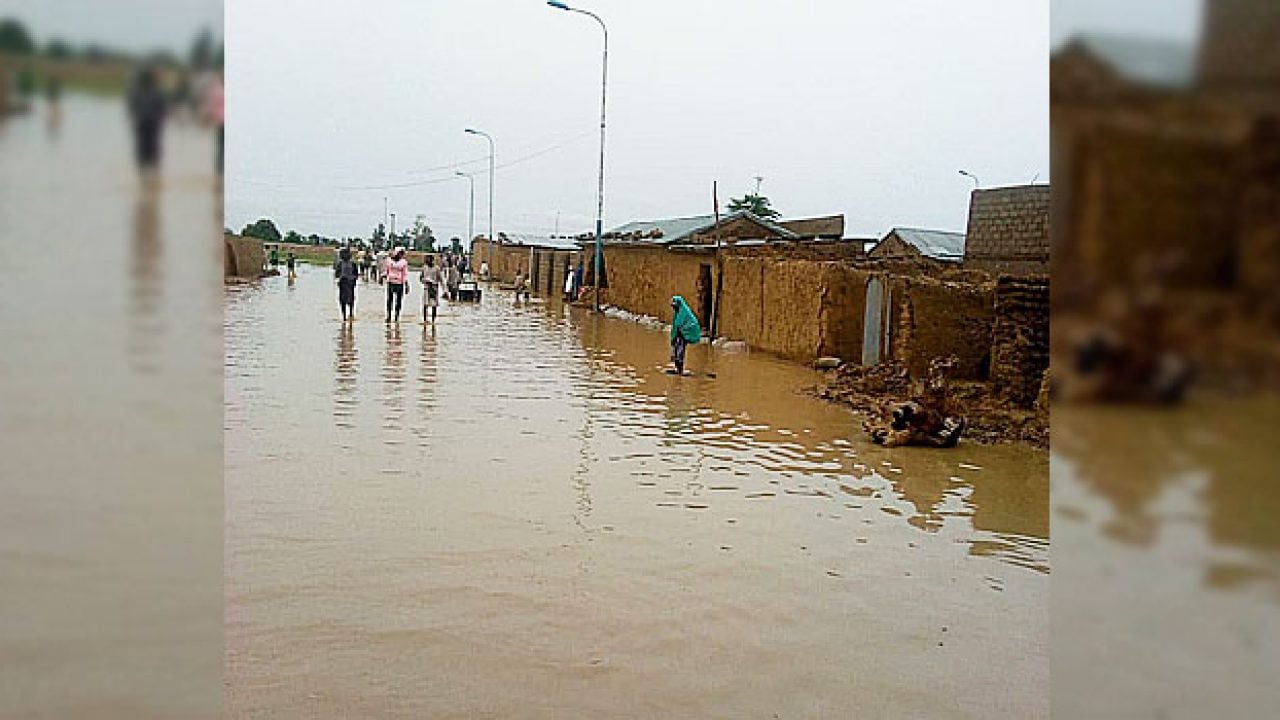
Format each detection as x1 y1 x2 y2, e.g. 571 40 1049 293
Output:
862 275 886 366
697 264 714 329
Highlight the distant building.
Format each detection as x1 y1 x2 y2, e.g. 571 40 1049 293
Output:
868 228 966 263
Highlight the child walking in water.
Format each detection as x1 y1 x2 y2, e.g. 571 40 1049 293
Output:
420 254 442 324
384 247 409 323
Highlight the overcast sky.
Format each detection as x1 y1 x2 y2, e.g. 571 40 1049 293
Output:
5 1 1200 242
222 0 1056 242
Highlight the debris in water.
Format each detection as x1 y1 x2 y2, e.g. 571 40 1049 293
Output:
958 462 982 471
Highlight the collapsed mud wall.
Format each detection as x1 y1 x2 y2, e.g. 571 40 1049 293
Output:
990 276 1050 406
224 234 265 279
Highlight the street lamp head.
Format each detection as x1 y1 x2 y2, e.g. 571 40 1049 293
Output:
455 171 467 177
547 1 571 10
464 128 479 135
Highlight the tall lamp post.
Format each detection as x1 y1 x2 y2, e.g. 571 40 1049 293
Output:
959 169 981 189
464 127 495 274
455 171 475 253
547 0 608 313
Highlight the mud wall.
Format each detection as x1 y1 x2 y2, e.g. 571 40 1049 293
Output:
990 276 1050 406
888 275 996 380
717 258 869 362
224 234 265 279
471 240 532 283
585 245 718 324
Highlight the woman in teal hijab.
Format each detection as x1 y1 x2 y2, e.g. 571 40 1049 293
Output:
670 295 702 375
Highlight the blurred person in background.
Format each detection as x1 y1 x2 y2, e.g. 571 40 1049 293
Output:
446 254 461 301
126 64 167 181
201 70 223 177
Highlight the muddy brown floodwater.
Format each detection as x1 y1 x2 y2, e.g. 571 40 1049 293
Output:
225 264 1049 718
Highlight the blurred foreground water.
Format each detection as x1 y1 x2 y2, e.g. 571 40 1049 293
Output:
0 94 223 717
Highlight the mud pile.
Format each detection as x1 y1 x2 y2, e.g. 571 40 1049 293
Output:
812 361 1048 449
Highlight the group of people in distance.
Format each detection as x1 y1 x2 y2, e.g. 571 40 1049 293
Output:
332 246 469 324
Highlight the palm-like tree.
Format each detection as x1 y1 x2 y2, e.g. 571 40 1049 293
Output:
727 193 781 220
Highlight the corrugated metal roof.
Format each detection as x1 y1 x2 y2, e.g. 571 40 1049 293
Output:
498 233 583 251
886 228 966 262
607 214 717 243
607 211 798 245
1072 33 1196 90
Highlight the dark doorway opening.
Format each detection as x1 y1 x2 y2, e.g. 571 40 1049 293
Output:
697 263 714 329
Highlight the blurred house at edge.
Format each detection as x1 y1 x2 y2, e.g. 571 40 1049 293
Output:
1052 0 1280 395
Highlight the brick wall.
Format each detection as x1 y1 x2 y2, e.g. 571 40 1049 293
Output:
964 185 1051 275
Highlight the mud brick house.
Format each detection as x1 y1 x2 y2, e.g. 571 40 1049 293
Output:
867 228 966 265
962 186 1050 276
1051 0 1280 298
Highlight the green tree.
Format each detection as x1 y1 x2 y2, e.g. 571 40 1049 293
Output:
44 38 72 60
188 27 216 71
241 218 282 242
450 237 463 255
371 223 386 250
0 18 36 55
284 230 302 245
726 193 780 220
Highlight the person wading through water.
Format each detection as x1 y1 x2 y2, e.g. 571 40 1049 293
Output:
385 247 409 323
669 295 702 376
420 254 442 324
334 247 359 321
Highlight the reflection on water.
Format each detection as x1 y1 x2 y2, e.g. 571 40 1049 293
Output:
225 264 1050 717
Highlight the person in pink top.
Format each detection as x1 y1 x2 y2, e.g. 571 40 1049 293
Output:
384 246 410 323
201 71 224 176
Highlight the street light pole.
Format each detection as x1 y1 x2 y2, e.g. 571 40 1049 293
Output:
547 1 608 313
464 127 495 274
390 212 396 248
455 171 475 249
959 169 980 189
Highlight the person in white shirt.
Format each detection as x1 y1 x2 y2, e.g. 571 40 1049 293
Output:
420 254 443 324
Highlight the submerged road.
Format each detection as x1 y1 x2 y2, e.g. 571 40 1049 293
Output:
225 264 1049 718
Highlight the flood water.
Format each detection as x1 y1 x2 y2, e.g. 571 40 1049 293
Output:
225 265 1050 718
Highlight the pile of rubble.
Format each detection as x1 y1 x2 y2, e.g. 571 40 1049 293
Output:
811 360 1048 449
